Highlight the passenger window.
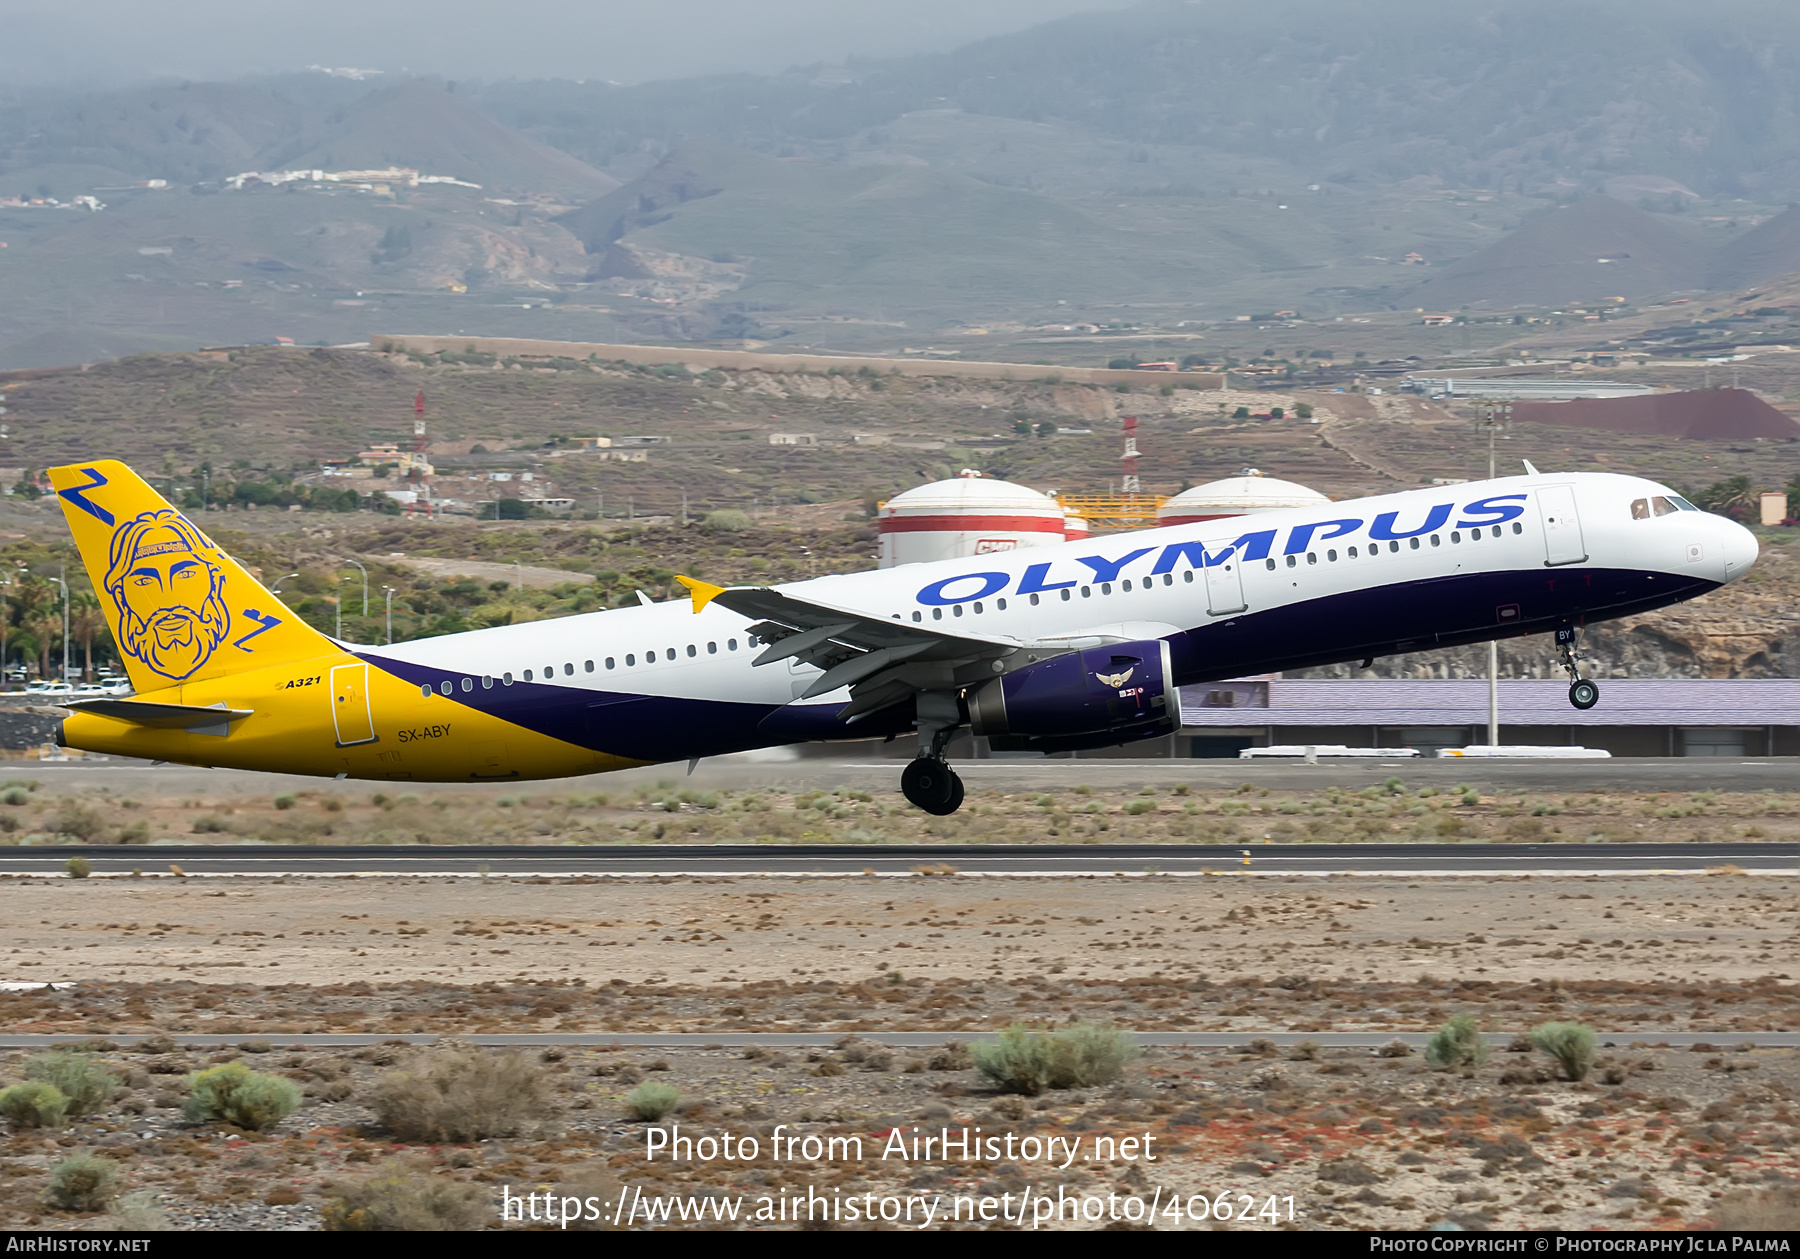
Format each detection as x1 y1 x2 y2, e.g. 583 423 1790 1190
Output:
1285 555 1296 568
1182 570 1194 583
1081 586 1092 598
747 634 759 646
625 655 635 666
1652 496 1679 516
1121 580 1132 592
1631 498 1651 520
1450 531 1460 543
1029 593 1040 606
606 658 615 669
1307 552 1317 565
1100 583 1112 595
503 672 514 685
728 639 738 651
419 684 431 697
1389 541 1400 553
585 660 594 672
1491 526 1502 537
997 598 1007 611
1409 537 1420 550
545 663 554 675
461 678 473 692
1429 535 1440 547
1061 588 1072 600
973 602 983 614
1511 522 1523 534
482 676 493 689
440 680 453 695
522 670 532 681
1163 573 1173 586
565 663 575 675
1266 559 1276 571
953 605 963 617
707 642 717 654
687 645 697 657
1348 546 1358 558
912 611 922 622
1327 549 1337 561
932 608 943 620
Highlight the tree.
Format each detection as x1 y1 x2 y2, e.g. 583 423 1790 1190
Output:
68 594 108 682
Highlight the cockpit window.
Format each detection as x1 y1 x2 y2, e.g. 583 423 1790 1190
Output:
1668 496 1700 512
1630 498 1650 520
1654 496 1681 515
1636 496 1681 518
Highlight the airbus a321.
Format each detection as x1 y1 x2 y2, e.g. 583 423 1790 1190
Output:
47 460 1755 815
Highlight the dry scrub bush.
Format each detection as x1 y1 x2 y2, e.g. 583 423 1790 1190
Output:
972 1023 1138 1096
48 1153 119 1212
25 1051 114 1117
551 1166 624 1232
321 1162 488 1232
374 1047 558 1142
0 1082 69 1129
1530 1022 1597 1082
1708 1183 1800 1230
104 1191 169 1231
1425 1015 1491 1070
624 1082 680 1121
183 1062 302 1130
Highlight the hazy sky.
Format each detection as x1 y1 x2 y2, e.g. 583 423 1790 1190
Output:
0 0 1138 85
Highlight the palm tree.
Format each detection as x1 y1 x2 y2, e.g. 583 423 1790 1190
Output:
25 610 58 681
68 594 108 682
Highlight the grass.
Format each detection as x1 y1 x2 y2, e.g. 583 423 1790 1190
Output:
623 1082 680 1121
1530 1022 1598 1082
1424 1014 1491 1070
0 1081 69 1128
321 1162 489 1232
372 1047 558 1143
971 1022 1138 1096
48 1153 118 1212
23 1051 113 1117
182 1062 301 1131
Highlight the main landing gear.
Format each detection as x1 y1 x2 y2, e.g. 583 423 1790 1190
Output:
1557 625 1600 711
902 690 967 815
901 756 964 816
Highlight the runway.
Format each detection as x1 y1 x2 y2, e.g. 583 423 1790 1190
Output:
16 755 1799 797
1 841 1793 878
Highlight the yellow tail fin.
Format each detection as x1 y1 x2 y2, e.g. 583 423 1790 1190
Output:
48 460 339 694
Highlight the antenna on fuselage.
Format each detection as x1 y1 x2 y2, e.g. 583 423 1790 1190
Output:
1522 460 1540 476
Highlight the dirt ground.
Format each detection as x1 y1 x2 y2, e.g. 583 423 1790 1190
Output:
1 874 1797 1231
0 1036 1794 1231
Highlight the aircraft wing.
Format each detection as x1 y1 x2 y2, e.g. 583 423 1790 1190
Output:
686 579 1023 721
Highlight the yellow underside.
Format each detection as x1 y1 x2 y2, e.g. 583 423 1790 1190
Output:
59 650 650 782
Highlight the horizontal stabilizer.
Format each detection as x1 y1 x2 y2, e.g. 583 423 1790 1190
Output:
62 698 252 731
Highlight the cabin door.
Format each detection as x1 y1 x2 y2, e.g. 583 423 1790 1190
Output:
331 663 377 747
1537 485 1588 567
1204 543 1248 616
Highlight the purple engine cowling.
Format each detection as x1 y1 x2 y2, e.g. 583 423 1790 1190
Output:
967 638 1176 754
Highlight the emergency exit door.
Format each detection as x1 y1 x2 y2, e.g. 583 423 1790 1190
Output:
331 663 377 746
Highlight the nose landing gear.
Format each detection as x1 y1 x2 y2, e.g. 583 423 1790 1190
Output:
1558 625 1600 710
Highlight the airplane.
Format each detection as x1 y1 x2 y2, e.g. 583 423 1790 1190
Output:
47 460 1756 815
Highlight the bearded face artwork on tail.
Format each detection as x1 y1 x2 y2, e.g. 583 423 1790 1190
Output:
103 509 231 681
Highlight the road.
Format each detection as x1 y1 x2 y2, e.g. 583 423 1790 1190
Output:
2 841 1793 878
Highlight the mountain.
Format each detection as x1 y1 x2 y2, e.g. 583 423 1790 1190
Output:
280 83 619 200
1710 206 1800 293
1408 197 1707 309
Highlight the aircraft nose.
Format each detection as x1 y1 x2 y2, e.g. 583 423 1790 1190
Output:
1720 517 1759 583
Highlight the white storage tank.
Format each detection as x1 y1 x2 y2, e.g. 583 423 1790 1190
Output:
878 473 1069 567
1157 473 1329 525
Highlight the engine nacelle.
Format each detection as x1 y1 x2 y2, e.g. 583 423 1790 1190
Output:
967 638 1176 754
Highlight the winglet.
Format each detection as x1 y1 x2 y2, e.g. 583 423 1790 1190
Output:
675 574 726 615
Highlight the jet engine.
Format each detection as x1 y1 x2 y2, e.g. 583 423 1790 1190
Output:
967 638 1176 754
